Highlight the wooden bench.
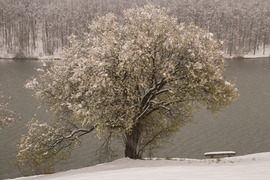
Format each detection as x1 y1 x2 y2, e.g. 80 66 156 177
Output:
204 151 236 158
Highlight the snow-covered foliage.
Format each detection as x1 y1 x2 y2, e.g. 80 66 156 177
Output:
0 92 14 130
17 119 57 174
18 4 238 174
17 117 93 175
16 119 94 175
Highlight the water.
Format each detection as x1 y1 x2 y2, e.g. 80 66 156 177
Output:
158 58 270 158
1 58 270 179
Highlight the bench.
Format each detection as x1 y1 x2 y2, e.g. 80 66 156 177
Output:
204 151 236 158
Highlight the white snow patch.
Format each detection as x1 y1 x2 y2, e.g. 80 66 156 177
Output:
225 81 231 86
224 46 270 59
10 152 270 180
244 46 270 58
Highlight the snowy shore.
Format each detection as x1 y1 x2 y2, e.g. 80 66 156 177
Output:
224 46 270 59
243 46 270 59
11 152 270 180
1 46 270 60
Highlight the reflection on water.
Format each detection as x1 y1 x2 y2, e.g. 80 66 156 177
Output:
1 58 270 179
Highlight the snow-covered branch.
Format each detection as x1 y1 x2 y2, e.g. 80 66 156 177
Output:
51 126 96 148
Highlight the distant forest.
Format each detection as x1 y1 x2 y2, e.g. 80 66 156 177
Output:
0 0 269 58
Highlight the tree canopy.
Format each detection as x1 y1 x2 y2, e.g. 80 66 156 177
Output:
17 4 238 174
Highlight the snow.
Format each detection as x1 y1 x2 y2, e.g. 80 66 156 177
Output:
1 45 270 60
244 46 270 58
10 152 270 180
225 81 231 86
223 46 270 59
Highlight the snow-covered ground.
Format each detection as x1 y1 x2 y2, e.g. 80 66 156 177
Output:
224 46 270 59
243 46 270 58
11 152 270 180
1 45 270 60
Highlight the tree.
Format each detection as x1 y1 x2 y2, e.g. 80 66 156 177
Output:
17 4 238 173
0 92 14 130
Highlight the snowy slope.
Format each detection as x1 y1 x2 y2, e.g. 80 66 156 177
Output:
11 152 270 180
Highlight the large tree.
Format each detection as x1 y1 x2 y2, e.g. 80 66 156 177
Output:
17 5 238 174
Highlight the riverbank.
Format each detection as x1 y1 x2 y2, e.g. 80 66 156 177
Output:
1 46 270 61
244 46 270 59
225 46 270 60
11 152 270 180
0 50 61 60
1 55 269 61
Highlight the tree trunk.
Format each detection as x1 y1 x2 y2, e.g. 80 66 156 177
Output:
124 124 141 159
263 31 266 55
253 34 257 55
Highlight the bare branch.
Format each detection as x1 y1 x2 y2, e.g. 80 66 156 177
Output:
138 130 164 155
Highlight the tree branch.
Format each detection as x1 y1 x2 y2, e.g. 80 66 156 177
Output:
50 126 95 148
155 89 170 96
140 78 167 110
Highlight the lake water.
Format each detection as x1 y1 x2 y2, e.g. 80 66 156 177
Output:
1 58 270 179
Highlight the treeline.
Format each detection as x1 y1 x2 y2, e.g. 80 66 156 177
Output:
0 0 269 58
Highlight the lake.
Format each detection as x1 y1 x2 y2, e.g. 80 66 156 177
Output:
1 58 270 179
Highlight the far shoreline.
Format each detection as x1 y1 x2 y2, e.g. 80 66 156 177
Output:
0 57 61 61
225 56 270 60
0 56 269 61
